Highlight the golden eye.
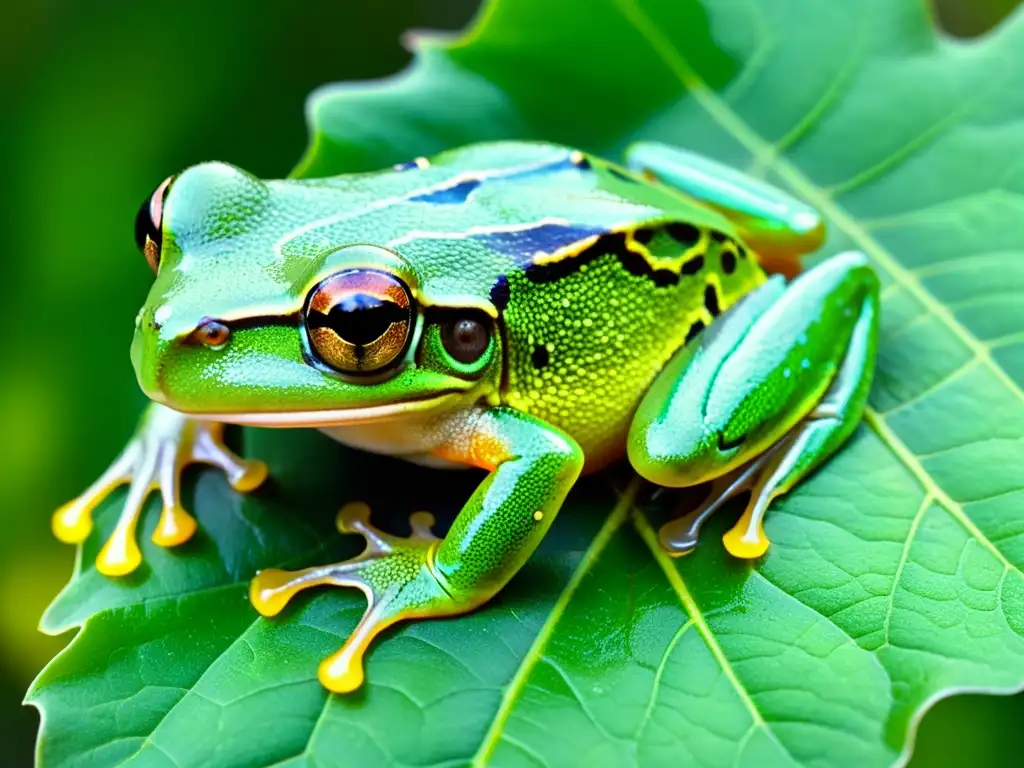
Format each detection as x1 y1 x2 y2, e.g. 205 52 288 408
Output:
304 270 414 374
195 319 231 348
134 175 175 273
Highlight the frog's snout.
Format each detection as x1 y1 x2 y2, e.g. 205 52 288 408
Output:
130 304 180 404
130 321 164 404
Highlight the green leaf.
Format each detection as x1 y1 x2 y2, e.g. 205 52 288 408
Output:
29 0 1024 766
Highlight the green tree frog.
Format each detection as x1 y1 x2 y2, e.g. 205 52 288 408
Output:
53 142 879 694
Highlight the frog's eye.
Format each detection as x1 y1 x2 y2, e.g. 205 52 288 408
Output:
134 175 175 273
304 270 415 375
440 313 492 364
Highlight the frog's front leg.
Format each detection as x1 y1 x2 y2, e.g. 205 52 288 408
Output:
52 403 268 576
627 251 879 559
249 407 583 693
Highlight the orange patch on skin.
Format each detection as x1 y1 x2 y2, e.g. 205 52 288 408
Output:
757 251 804 280
433 430 510 472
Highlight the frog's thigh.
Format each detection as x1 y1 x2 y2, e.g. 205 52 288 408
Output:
628 252 879 557
625 142 825 271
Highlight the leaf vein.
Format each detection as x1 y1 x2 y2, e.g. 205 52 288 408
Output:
882 494 934 645
630 508 796 763
864 409 1017 573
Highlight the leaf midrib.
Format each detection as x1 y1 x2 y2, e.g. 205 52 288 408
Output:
470 479 640 767
631 511 796 764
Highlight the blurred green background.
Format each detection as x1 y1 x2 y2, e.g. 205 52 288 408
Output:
0 1 1020 765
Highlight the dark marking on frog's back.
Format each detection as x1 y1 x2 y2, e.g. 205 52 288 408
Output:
684 318 706 344
704 283 721 316
525 231 681 287
531 344 549 368
667 223 700 246
478 219 725 288
477 222 609 260
681 256 704 275
617 240 682 287
481 219 721 287
634 227 655 246
490 275 510 312
721 248 737 274
409 178 481 205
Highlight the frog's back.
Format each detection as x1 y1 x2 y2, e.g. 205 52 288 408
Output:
279 141 765 463
412 142 766 466
491 166 766 466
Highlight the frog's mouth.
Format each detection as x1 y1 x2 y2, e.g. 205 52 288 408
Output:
161 391 467 429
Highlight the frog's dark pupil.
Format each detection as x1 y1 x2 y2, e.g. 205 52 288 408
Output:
309 294 407 346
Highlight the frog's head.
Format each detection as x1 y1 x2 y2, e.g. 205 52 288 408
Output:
130 162 500 426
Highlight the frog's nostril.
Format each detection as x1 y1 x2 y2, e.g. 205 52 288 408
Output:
150 304 173 330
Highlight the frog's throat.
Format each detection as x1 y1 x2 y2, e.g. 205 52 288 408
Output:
180 391 465 428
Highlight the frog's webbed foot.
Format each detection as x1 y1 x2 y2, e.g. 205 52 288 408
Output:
658 448 778 559
52 404 267 576
250 502 467 694
659 398 869 561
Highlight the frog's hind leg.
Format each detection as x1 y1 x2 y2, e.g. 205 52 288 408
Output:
626 142 825 275
718 292 877 558
659 274 878 558
629 251 879 559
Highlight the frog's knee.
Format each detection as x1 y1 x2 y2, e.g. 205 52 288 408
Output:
627 419 722 488
824 250 874 279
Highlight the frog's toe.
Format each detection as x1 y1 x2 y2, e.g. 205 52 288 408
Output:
721 498 772 560
192 424 268 493
250 502 459 694
54 407 269 578
93 438 198 576
96 463 155 576
656 460 753 557
52 444 139 545
658 512 703 557
658 487 772 561
151 504 197 548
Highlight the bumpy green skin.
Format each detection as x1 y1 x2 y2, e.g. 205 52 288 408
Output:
433 407 583 595
627 250 879 557
629 253 879 487
131 142 759 425
59 139 880 692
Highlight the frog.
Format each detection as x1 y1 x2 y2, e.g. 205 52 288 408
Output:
52 141 879 694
